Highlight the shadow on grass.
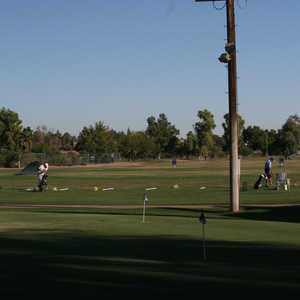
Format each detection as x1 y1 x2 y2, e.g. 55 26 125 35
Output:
36 207 228 220
36 205 300 224
0 230 300 298
230 206 300 223
38 208 204 219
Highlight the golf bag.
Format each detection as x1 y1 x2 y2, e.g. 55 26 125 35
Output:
254 174 266 189
38 173 48 192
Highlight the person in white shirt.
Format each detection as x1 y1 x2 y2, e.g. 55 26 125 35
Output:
38 162 49 184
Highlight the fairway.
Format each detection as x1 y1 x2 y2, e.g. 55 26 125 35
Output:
1 158 300 206
0 158 300 297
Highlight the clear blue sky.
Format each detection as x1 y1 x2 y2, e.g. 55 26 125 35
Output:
1 0 299 137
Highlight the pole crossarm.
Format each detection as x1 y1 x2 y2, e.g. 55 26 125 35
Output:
195 0 224 2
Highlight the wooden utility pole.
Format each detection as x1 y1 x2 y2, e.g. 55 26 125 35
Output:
195 0 239 212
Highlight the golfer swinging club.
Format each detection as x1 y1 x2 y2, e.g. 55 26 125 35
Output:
264 157 274 186
38 162 49 186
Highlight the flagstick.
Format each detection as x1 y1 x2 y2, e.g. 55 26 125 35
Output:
202 222 207 261
142 199 146 223
142 193 147 223
199 211 207 261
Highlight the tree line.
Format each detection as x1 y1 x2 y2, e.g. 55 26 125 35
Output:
0 107 299 167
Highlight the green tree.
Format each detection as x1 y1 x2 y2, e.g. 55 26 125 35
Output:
281 114 300 155
75 121 117 156
183 131 199 159
31 126 60 155
134 131 156 159
266 115 300 157
279 130 297 157
265 129 279 156
45 130 62 152
119 129 136 161
222 113 251 155
243 125 267 154
61 132 73 151
0 107 23 152
0 107 33 166
32 126 47 153
194 109 216 157
20 126 33 152
119 129 156 160
146 113 179 159
211 134 225 157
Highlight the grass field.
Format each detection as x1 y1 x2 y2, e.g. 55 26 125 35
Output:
0 157 300 297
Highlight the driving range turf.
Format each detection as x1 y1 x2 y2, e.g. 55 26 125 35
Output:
0 158 300 297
